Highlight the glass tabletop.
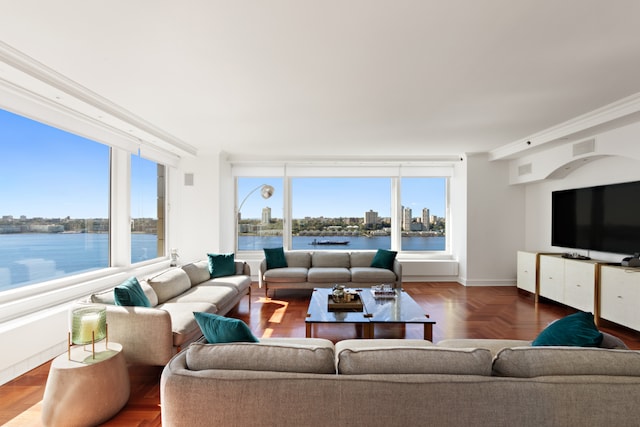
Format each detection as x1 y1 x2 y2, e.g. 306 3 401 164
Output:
306 288 371 324
306 287 433 325
360 288 434 324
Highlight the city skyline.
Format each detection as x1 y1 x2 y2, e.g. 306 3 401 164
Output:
238 176 446 220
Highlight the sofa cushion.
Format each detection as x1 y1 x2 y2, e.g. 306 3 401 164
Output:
335 339 492 375
181 260 211 286
436 338 532 357
601 331 629 349
166 285 237 310
155 302 217 346
264 247 288 269
186 339 336 373
532 311 603 347
113 277 152 307
209 275 252 295
91 289 116 305
207 253 236 278
263 267 308 283
92 281 158 307
307 267 351 283
492 346 640 378
285 251 312 268
147 268 192 304
349 251 376 267
235 261 246 275
193 312 258 344
370 249 397 270
350 267 397 283
312 251 350 268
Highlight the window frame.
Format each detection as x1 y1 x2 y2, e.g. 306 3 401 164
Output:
232 162 452 256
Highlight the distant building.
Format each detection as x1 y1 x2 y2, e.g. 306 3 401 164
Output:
422 208 430 231
364 209 378 227
261 207 272 224
402 207 412 231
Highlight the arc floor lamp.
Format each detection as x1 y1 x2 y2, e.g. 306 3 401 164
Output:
235 184 275 252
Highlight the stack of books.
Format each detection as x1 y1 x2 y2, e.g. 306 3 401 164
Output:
371 285 396 299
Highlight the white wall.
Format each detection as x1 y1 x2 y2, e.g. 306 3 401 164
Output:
171 153 224 263
461 154 526 285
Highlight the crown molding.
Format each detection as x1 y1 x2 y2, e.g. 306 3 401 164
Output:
0 41 197 158
489 92 640 161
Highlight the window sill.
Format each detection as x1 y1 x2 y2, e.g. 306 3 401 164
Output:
0 259 172 324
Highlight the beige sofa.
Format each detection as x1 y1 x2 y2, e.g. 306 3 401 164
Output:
259 250 402 296
90 260 251 365
161 337 640 427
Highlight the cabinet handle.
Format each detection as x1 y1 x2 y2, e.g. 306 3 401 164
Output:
618 295 623 299
576 284 581 287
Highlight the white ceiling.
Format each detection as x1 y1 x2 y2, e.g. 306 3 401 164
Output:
1 0 640 159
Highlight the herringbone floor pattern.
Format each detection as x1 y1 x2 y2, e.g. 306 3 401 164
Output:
2 282 639 426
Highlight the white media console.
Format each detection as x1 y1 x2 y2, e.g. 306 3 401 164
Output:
517 251 640 331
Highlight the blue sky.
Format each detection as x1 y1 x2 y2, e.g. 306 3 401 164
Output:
0 108 157 219
0 107 445 220
238 175 446 220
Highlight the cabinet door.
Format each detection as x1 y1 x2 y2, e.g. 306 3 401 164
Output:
600 266 640 330
516 251 537 293
563 260 595 312
539 256 565 302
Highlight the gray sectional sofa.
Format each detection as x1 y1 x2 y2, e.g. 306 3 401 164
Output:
259 250 401 296
90 260 251 365
161 337 640 427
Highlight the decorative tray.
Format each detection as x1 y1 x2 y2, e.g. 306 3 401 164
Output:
327 294 364 312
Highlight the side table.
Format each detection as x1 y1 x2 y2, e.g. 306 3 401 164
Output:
42 341 130 427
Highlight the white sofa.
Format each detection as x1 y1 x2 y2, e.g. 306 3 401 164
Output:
259 250 402 296
90 260 251 365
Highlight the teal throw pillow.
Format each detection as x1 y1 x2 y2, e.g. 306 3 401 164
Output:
370 249 397 270
207 253 236 278
264 247 288 269
193 312 259 344
114 277 151 307
532 311 603 347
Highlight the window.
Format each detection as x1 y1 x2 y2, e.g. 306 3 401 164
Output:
131 155 165 263
400 177 447 251
0 108 171 294
0 109 110 292
236 177 283 251
234 167 450 254
291 178 391 250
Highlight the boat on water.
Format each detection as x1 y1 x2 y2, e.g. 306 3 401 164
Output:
309 239 350 246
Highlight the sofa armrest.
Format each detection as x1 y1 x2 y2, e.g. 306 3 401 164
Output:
258 259 268 288
393 259 402 287
105 305 175 365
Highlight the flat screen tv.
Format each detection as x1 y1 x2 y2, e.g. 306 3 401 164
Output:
552 180 640 255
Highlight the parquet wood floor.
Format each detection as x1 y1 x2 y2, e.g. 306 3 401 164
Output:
2 282 639 426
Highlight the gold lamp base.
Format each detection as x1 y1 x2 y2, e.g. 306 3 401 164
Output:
68 324 109 362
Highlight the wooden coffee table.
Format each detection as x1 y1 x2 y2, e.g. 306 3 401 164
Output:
305 288 435 340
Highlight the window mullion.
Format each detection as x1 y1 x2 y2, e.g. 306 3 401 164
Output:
110 148 131 267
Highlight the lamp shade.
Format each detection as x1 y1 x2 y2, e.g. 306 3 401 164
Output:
260 184 274 199
71 305 107 345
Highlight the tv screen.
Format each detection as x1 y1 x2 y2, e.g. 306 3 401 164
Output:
552 180 640 255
